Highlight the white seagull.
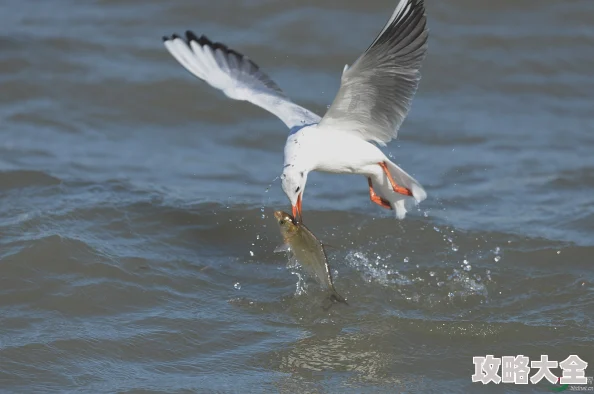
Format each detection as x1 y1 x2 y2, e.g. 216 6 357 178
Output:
163 0 428 222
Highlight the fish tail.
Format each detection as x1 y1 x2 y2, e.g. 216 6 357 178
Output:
321 290 349 311
329 289 348 305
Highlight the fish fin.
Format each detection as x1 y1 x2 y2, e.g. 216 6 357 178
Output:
274 244 291 253
323 243 339 250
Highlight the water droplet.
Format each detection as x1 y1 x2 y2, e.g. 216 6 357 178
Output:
463 265 472 271
463 259 469 265
451 244 459 252
423 211 429 217
403 257 409 263
433 226 440 233
234 282 241 290
256 235 260 240
494 246 501 254
486 270 491 275
557 250 561 255
494 256 500 262
429 271 436 277
249 251 254 257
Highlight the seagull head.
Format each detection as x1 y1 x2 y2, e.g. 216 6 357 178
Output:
281 166 308 223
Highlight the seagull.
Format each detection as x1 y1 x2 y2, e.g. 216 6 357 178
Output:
163 0 428 222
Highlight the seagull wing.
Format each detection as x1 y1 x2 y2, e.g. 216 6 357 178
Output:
318 0 428 146
163 32 321 130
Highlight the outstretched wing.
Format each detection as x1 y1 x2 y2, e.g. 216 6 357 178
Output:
163 32 321 130
318 0 428 146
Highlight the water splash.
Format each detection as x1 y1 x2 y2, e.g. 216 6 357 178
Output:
344 223 497 307
260 176 279 220
291 271 307 296
346 250 412 286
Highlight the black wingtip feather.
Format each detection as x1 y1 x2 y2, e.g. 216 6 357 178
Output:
365 0 427 63
163 29 277 92
185 30 200 43
182 30 260 71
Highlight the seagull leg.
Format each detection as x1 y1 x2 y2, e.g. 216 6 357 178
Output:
378 162 413 197
368 178 392 210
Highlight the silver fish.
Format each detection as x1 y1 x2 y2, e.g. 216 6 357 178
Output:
274 210 347 305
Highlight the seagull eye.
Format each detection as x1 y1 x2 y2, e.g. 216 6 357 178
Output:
279 219 285 225
295 186 300 193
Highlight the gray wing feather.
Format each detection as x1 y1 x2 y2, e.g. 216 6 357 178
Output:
163 32 321 130
318 0 428 145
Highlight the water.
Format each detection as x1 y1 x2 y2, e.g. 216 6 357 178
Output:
1 0 593 392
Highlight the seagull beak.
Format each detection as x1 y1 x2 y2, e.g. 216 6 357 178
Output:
292 193 303 223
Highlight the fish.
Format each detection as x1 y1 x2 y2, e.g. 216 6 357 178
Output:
273 210 348 305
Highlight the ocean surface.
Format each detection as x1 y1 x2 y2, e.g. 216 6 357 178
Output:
1 0 593 392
